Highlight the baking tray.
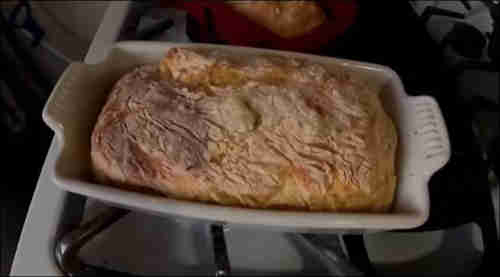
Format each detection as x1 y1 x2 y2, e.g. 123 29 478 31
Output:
42 41 450 233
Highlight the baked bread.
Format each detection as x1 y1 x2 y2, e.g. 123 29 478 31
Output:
226 1 326 38
91 48 397 212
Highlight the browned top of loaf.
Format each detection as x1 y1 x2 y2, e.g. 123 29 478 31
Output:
91 48 397 212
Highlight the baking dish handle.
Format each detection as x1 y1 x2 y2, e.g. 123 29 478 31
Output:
407 96 451 177
42 61 114 143
44 63 90 138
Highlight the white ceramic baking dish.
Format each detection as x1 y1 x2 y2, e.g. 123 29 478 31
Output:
42 41 450 233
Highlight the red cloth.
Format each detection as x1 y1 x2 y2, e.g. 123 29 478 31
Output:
164 0 358 53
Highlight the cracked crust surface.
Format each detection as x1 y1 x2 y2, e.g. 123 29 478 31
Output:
91 48 397 212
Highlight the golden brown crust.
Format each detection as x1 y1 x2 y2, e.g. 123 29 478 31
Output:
226 1 326 38
91 48 398 212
